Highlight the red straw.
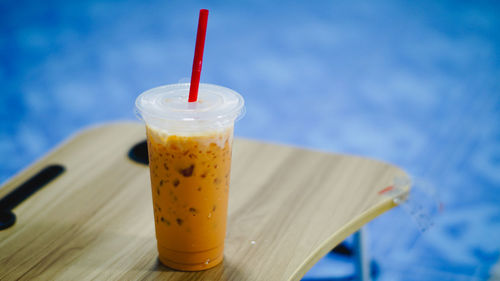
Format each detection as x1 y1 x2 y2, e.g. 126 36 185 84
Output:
188 9 209 102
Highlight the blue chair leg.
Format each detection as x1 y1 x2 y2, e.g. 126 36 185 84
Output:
353 228 370 281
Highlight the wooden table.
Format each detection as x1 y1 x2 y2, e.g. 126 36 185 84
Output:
0 122 409 281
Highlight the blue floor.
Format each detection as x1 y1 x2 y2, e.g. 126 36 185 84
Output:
1 0 499 280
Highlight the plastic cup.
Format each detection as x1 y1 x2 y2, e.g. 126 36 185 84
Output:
135 83 244 271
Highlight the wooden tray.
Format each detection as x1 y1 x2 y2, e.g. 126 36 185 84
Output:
0 122 409 281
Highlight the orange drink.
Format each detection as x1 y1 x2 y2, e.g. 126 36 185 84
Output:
136 83 244 271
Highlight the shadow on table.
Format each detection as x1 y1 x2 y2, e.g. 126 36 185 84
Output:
148 256 247 280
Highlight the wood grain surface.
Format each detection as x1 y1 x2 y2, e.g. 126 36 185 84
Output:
0 122 410 281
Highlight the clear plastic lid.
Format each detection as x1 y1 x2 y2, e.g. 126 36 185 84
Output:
135 83 245 133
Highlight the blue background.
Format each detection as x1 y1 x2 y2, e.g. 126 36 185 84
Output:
1 0 499 280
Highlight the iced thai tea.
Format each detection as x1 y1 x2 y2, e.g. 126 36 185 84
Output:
135 83 244 271
146 125 233 270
